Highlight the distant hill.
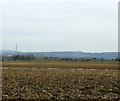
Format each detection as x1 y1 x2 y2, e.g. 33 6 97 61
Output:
1 50 118 60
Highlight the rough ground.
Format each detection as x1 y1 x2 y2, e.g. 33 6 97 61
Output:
2 67 120 100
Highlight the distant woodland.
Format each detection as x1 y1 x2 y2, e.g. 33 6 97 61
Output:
2 55 119 62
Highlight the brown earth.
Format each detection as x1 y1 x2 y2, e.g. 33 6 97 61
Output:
2 61 119 70
1 61 120 100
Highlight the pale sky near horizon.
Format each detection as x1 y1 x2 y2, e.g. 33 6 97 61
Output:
1 0 119 52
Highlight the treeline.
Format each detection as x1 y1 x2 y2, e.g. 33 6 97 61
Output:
2 55 119 62
37 57 119 62
2 55 35 61
112 58 120 62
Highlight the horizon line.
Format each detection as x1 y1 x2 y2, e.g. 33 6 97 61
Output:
1 49 119 53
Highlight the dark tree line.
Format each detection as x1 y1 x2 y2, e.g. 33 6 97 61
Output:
111 58 120 62
2 55 36 61
2 55 120 62
36 57 119 62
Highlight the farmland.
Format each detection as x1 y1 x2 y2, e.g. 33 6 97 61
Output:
2 61 120 100
2 61 119 70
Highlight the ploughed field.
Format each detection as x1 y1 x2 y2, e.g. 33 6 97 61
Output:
2 61 120 100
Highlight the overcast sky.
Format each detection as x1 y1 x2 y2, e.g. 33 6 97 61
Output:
1 0 118 52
